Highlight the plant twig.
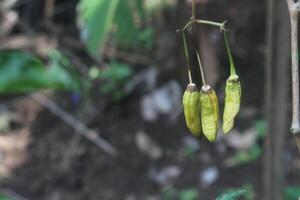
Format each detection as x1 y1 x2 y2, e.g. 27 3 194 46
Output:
30 92 118 156
178 0 226 32
223 30 237 76
177 0 226 85
196 50 206 85
286 0 300 151
182 32 193 84
180 19 227 32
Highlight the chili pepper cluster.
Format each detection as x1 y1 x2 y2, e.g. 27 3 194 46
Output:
181 30 241 142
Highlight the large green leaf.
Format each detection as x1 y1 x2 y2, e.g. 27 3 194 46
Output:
216 189 247 200
114 0 153 49
114 0 142 48
77 0 153 58
47 50 80 90
78 0 119 57
0 51 48 93
0 51 79 93
134 0 146 23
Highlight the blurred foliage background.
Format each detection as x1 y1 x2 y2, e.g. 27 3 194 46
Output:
0 0 298 199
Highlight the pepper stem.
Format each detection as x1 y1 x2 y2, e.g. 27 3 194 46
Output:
224 30 236 76
196 50 207 86
181 20 227 32
192 0 196 20
182 32 193 84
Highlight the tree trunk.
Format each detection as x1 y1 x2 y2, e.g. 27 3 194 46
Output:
263 0 290 199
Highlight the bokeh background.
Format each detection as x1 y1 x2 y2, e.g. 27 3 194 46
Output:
0 0 298 199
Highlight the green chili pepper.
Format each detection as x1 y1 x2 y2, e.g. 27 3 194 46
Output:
180 33 202 137
223 75 241 133
222 31 241 133
200 85 219 142
195 51 219 142
183 83 202 137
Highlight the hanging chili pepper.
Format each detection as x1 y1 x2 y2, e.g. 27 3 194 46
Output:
181 33 202 137
200 86 219 142
183 83 202 137
222 31 241 133
196 51 219 142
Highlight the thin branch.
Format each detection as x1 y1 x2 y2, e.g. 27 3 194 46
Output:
286 0 300 151
180 19 227 32
178 0 226 32
30 92 118 156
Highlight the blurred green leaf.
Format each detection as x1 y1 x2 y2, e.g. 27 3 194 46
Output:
99 81 117 95
254 119 267 139
100 61 133 81
230 144 261 166
216 189 247 200
114 0 139 47
241 184 255 200
0 193 12 200
0 51 47 93
283 186 300 200
47 50 80 91
78 0 119 56
183 145 197 157
0 51 79 93
249 144 261 159
138 27 154 51
179 188 199 200
114 0 152 49
217 185 255 200
77 0 153 58
145 0 176 13
162 186 177 200
98 61 133 100
134 0 146 22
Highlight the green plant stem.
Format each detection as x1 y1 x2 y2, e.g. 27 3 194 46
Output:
182 32 193 84
192 0 196 20
181 0 226 31
181 19 226 32
223 30 237 76
196 51 207 85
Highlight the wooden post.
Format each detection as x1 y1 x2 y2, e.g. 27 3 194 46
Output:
263 0 290 199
